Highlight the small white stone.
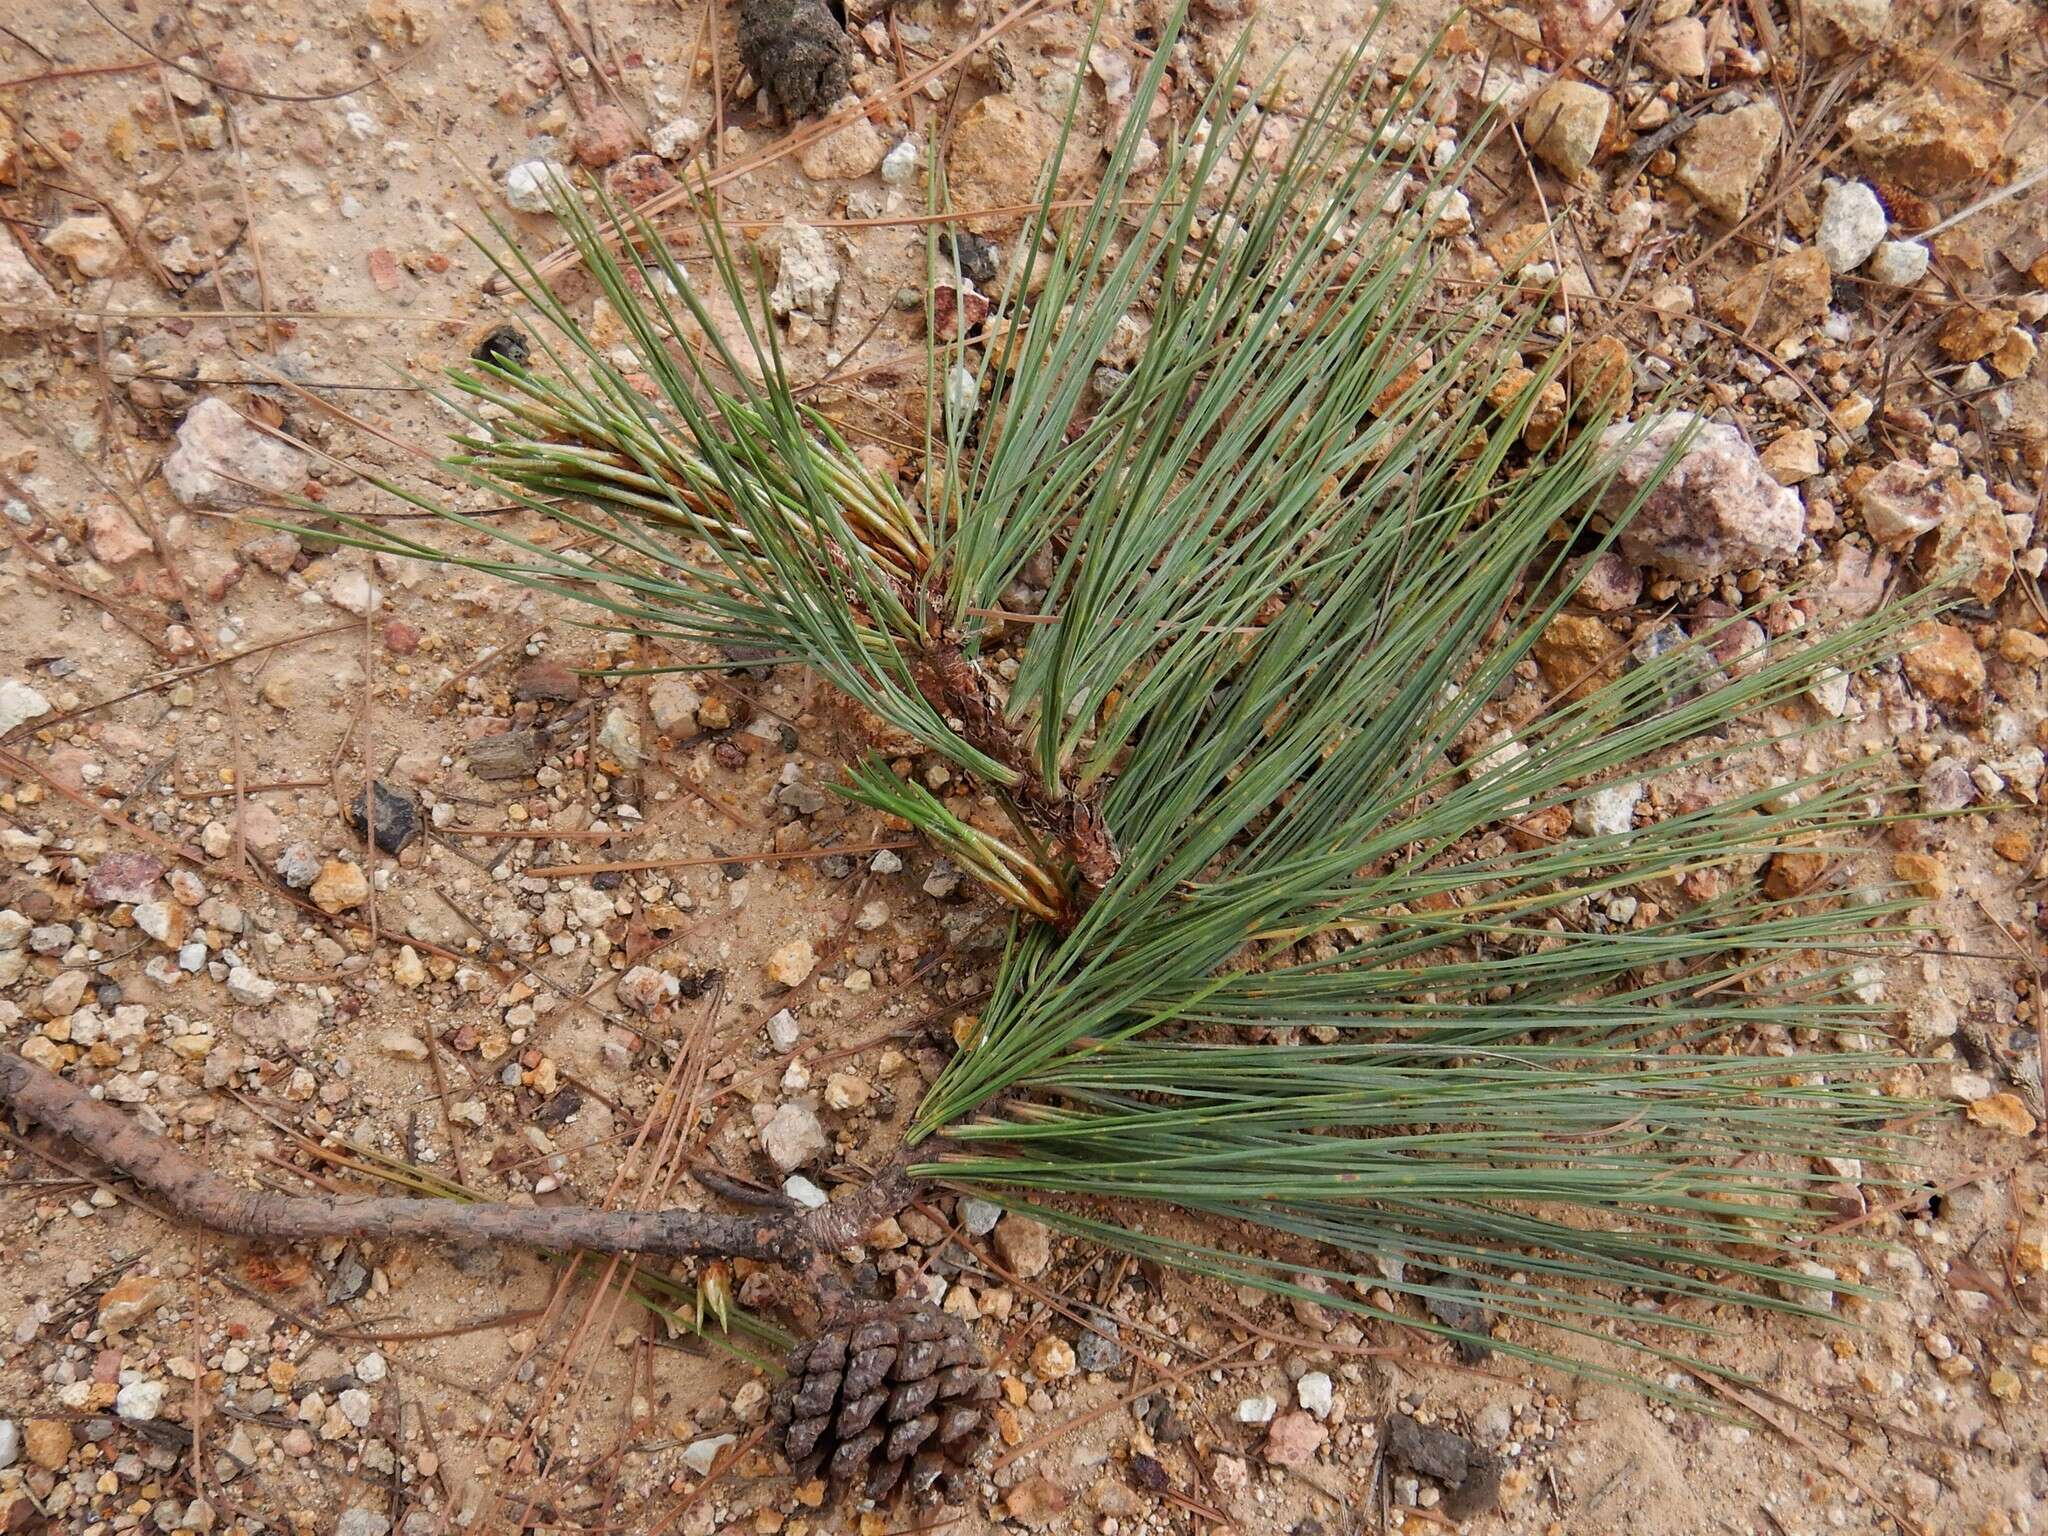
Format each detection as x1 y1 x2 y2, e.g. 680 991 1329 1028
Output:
1949 1070 1994 1102
1297 1372 1334 1419
1778 1259 1837 1309
355 1351 388 1384
1420 187 1472 236
163 397 307 509
879 138 921 185
1808 667 1852 717
757 220 841 319
648 677 703 735
1236 1395 1278 1424
649 116 703 160
1865 239 1929 287
0 680 52 735
761 1100 828 1171
597 707 642 769
321 568 378 616
1571 781 1640 839
377 1030 430 1062
945 364 978 418
392 946 428 989
225 965 277 1005
503 159 565 213
765 1008 801 1051
1815 180 1887 273
133 901 177 943
117 1380 167 1422
1844 962 1885 1005
783 1175 828 1209
682 1435 735 1475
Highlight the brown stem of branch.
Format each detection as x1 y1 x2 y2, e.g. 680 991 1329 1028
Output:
0 1053 911 1269
910 643 1121 900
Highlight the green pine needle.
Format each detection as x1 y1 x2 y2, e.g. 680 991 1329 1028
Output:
325 2 1944 1400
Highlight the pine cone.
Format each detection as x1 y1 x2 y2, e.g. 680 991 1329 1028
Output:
771 1300 994 1501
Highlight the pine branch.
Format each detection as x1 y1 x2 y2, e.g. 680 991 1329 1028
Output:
248 0 1945 1398
0 1052 913 1278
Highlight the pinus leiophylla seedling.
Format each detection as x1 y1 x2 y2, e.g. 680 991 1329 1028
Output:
303 12 1933 1385
4 4 1939 1435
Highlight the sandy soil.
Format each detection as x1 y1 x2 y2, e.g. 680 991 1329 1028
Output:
1 0 2045 1533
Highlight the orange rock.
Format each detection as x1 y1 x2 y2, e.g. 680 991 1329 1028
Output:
1937 306 2017 363
1991 829 2033 862
1891 851 1948 901
1675 103 1782 223
1713 248 1832 347
1924 475 2013 604
23 1419 73 1471
1371 348 1431 417
1764 848 1828 899
1533 613 1625 700
1900 621 1985 708
1967 1092 2037 1137
570 104 637 169
1989 326 2037 380
97 1273 175 1332
1997 629 2048 665
1759 427 1822 484
1567 334 1631 416
1843 54 2013 194
1003 1474 1068 1526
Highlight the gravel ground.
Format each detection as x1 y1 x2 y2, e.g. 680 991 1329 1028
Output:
1 0 2045 1533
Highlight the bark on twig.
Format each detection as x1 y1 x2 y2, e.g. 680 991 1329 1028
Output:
910 642 1122 899
0 1053 911 1270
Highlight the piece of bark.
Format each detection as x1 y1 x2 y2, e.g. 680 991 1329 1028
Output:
465 728 542 781
1384 1415 1500 1520
0 1052 909 1272
737 0 853 119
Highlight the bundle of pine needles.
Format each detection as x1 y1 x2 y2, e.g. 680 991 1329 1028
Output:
313 8 1932 1394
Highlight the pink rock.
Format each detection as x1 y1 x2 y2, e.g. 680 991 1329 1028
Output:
0 234 58 334
605 152 678 208
572 105 637 169
618 964 678 1014
236 801 286 857
1857 460 1943 549
164 397 307 510
188 550 245 601
1705 616 1768 678
382 620 421 655
1599 412 1803 579
1540 0 1626 59
1262 1409 1327 1466
85 505 152 565
930 283 989 341
85 851 166 906
1822 542 1891 620
45 746 95 788
1568 550 1642 612
240 531 302 574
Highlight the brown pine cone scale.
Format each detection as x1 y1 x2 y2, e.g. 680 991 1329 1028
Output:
772 1300 994 1501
